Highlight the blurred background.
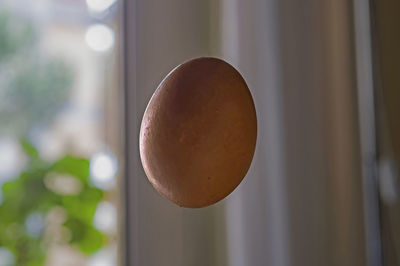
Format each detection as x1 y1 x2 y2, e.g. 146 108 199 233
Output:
0 0 399 266
0 0 122 265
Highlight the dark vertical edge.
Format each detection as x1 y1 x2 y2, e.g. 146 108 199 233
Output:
352 0 383 265
369 0 400 265
120 0 129 264
122 0 138 265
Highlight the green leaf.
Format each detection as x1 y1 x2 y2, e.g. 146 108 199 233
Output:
20 139 39 159
51 156 90 181
78 225 105 254
64 217 105 254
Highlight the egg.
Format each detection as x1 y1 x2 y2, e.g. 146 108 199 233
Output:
139 57 257 208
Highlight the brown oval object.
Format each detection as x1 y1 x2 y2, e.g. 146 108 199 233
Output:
139 57 257 208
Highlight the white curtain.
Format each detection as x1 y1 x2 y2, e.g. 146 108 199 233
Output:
124 1 377 266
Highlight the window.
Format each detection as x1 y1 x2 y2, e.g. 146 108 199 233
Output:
0 0 123 265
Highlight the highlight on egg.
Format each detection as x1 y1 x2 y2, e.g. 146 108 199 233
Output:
139 57 257 208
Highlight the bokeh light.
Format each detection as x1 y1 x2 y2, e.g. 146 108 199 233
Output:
25 213 45 238
0 247 15 266
0 138 25 181
86 0 117 13
85 24 114 52
86 245 116 266
94 201 117 234
90 151 118 190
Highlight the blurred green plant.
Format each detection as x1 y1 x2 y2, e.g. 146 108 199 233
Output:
0 8 106 266
0 141 105 266
0 10 73 136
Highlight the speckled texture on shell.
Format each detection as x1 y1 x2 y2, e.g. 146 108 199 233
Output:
139 57 257 208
